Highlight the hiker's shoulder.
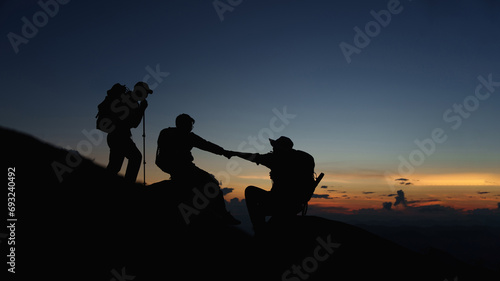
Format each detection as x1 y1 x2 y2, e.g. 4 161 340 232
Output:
293 149 312 157
160 127 176 133
293 150 314 163
159 127 178 138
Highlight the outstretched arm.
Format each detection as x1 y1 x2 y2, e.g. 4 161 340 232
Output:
192 133 226 156
224 150 273 169
223 151 259 163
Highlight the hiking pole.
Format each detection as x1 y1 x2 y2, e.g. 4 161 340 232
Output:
142 111 146 186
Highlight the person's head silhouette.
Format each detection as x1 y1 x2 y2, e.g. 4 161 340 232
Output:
132 81 153 102
270 136 293 154
176 114 195 133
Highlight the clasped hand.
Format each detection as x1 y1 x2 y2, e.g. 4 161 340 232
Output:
223 150 236 159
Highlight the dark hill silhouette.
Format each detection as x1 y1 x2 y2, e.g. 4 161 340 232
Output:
2 127 498 280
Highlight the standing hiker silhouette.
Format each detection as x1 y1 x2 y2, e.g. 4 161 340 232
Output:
96 82 152 183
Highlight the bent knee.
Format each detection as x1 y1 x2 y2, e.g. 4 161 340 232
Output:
129 150 142 162
245 185 262 196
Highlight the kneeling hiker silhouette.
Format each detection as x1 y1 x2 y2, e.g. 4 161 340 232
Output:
156 114 240 225
226 136 323 232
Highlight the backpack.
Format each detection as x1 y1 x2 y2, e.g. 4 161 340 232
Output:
155 128 173 173
155 145 169 173
95 84 127 133
300 172 324 215
270 150 323 216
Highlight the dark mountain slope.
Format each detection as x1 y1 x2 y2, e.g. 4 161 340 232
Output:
2 127 497 280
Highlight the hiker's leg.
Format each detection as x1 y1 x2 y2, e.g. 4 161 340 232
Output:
106 134 124 175
245 186 269 230
107 151 124 175
123 138 142 183
193 166 226 212
190 166 240 224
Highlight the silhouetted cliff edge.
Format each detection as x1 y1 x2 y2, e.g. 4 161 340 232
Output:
2 127 497 280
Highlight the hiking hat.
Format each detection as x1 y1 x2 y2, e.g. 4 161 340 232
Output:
270 136 293 150
134 81 153 94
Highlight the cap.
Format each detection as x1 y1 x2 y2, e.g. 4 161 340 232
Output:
269 136 293 150
134 81 153 94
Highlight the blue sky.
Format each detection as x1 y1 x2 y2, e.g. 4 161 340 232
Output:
1 0 500 211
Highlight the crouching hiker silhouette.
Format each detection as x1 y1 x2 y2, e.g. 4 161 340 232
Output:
96 82 152 183
226 136 323 232
155 114 240 225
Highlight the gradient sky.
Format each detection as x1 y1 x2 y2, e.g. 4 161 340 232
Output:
1 0 500 219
